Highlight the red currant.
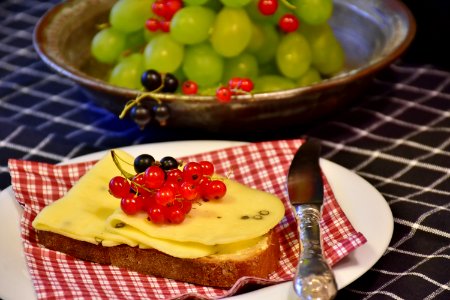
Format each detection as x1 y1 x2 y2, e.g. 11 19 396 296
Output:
183 162 203 183
203 180 227 200
152 0 167 17
166 168 183 183
165 205 185 224
156 186 176 206
141 193 156 212
145 18 160 32
180 182 200 201
147 203 166 224
199 161 214 177
177 200 192 214
228 77 242 92
163 180 180 196
131 173 146 194
164 0 182 19
240 78 254 92
121 193 144 215
159 19 171 32
144 165 165 189
279 13 299 33
181 80 198 95
109 176 130 198
258 0 278 15
199 177 211 198
216 86 232 103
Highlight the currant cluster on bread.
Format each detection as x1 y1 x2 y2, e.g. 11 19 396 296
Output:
108 154 226 224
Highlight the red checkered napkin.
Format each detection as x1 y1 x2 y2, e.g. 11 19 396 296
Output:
8 139 366 300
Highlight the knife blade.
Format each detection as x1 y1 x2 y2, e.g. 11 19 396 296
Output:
288 138 323 207
287 138 337 300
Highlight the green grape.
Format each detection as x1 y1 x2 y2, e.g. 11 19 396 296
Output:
246 23 264 54
276 32 311 79
254 75 296 93
125 29 146 51
297 67 321 87
182 43 224 87
143 34 184 73
246 0 267 23
184 0 209 5
172 67 186 87
220 0 252 8
109 53 145 89
314 40 344 76
144 29 160 42
203 0 224 11
109 0 154 33
91 27 126 64
222 53 259 82
245 0 269 24
210 7 252 57
170 6 216 45
300 23 345 75
258 61 279 76
294 0 333 25
250 23 279 64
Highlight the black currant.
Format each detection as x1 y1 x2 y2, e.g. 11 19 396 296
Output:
134 154 155 173
153 103 170 126
141 69 162 91
160 156 179 170
130 105 152 129
162 73 179 93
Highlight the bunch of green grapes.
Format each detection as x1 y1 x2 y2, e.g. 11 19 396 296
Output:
91 0 345 95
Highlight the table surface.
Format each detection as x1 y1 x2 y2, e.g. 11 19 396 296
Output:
1 1 449 299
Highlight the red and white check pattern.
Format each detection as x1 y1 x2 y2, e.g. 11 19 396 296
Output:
8 139 366 299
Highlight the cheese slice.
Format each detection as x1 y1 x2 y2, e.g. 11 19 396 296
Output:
105 178 285 245
33 149 285 259
32 150 136 246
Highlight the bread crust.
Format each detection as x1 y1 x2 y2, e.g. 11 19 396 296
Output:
36 229 280 288
37 231 111 265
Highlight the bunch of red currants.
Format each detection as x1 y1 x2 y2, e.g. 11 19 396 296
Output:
108 153 227 225
145 0 183 33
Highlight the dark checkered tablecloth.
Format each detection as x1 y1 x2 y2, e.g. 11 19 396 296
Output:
1 1 449 300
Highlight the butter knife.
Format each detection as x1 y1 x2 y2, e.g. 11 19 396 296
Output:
287 138 337 299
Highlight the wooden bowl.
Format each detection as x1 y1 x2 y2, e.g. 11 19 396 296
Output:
33 0 415 132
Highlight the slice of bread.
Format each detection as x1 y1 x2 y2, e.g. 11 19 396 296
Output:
36 228 281 288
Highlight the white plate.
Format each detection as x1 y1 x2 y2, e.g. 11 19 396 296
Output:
0 140 393 300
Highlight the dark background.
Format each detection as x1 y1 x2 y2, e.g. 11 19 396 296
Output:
401 0 450 70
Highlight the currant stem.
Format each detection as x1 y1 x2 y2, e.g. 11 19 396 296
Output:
118 92 162 119
118 79 165 120
281 0 296 10
111 150 136 179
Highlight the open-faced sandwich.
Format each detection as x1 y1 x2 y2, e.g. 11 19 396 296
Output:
32 149 285 288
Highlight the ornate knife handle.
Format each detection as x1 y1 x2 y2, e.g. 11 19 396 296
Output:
293 204 337 300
